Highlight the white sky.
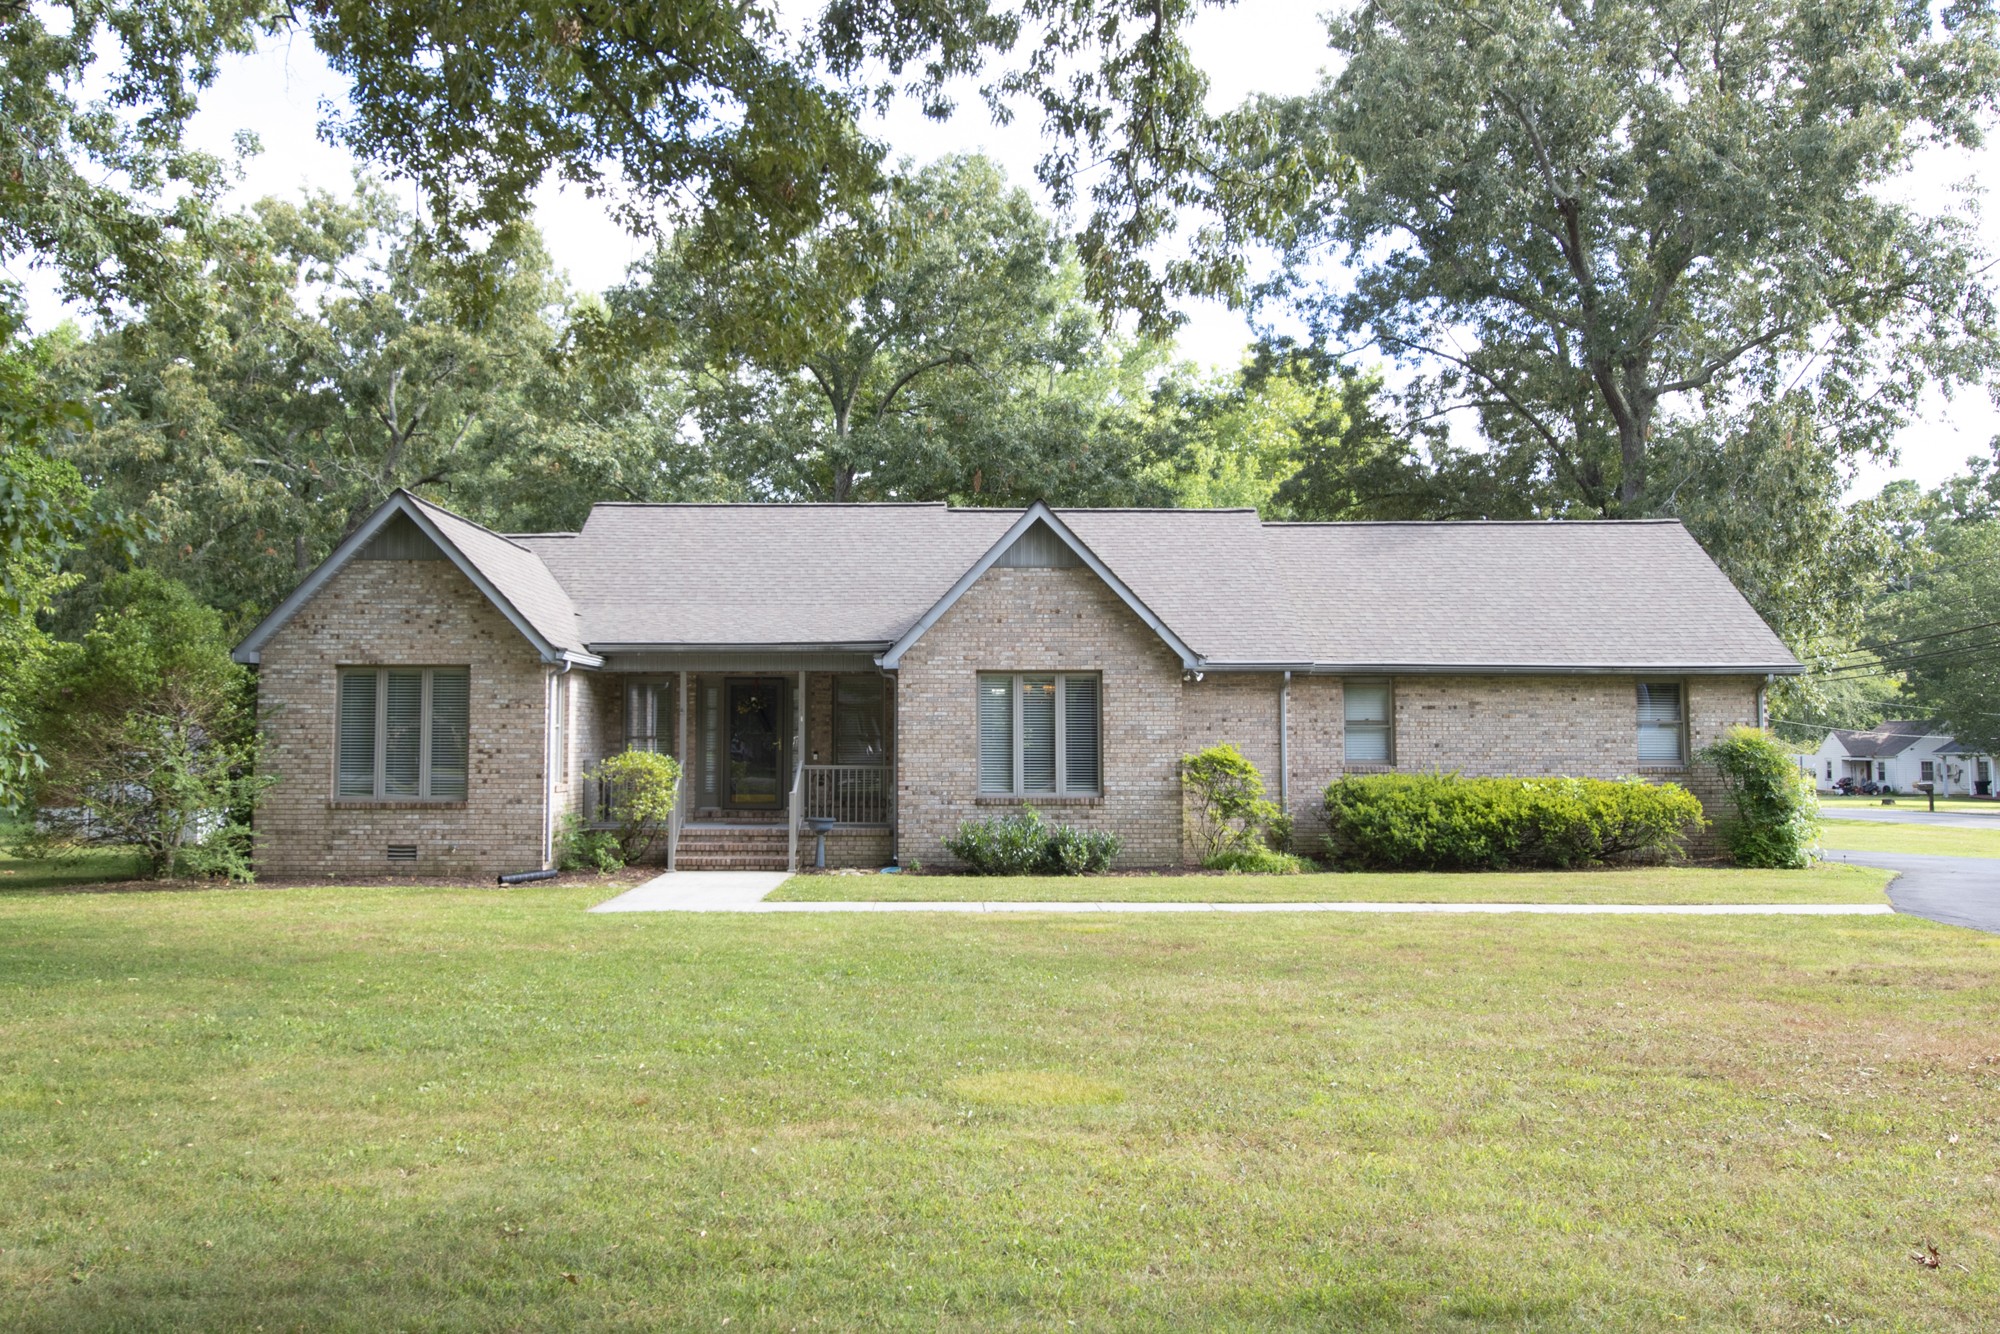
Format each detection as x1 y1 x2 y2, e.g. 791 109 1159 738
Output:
13 1 1997 497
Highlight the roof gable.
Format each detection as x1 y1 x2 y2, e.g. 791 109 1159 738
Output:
233 491 594 666
879 503 1199 669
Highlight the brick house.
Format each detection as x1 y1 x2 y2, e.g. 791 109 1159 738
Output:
233 491 1801 877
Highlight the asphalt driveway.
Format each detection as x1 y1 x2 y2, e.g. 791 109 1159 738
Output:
1824 849 2000 934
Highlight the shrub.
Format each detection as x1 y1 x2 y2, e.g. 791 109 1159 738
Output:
945 809 1055 875
1183 743 1290 859
945 809 1122 875
585 750 682 863
1322 772 1704 871
554 812 624 872
1698 726 1821 868
1048 823 1122 874
1205 846 1313 874
19 571 272 880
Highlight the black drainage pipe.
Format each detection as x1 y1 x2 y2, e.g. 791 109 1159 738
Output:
497 869 560 886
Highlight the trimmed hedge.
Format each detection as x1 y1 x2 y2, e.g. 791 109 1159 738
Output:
1322 772 1704 871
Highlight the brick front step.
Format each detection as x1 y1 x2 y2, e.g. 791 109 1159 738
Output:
676 827 792 870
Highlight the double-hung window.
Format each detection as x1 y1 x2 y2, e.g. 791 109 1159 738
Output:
1344 678 1394 765
1636 681 1685 767
833 675 887 764
977 673 1100 796
337 667 470 799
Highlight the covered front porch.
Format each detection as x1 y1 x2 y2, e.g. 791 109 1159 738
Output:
577 657 897 871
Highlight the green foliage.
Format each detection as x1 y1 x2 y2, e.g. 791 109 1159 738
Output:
1203 846 1314 875
620 155 1166 506
1251 0 2000 648
944 808 1121 876
19 570 270 879
1182 743 1290 862
584 750 682 865
553 812 624 874
1322 773 1705 872
1698 728 1824 870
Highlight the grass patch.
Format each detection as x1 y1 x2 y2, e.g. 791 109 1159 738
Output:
775 863 1893 904
1818 795 2000 817
1 883 1996 1329
1822 819 2000 859
0 825 143 893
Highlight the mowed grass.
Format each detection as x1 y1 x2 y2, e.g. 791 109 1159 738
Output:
1818 796 2000 817
774 862 1893 903
0 826 145 893
5 884 1999 1330
1821 819 2000 860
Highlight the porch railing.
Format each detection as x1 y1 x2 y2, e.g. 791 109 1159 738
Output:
787 758 804 873
801 764 892 826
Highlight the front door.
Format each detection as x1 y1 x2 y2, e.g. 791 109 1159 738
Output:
724 677 786 808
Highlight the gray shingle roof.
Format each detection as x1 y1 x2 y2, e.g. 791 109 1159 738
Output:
1832 720 1942 758
256 494 1800 674
506 502 1798 672
1263 520 1799 673
407 495 589 655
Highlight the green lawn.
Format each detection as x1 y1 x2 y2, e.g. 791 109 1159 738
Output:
0 828 144 892
5 881 1998 1330
1818 795 2000 817
775 862 1893 903
1821 819 2000 860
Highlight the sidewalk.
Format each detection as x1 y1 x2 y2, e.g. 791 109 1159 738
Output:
589 873 1893 917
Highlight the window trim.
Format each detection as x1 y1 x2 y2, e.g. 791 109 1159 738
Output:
1636 678 1687 769
1343 676 1395 767
336 666 470 802
976 671 1102 798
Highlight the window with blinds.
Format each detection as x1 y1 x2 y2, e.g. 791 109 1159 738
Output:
1636 681 1684 766
336 667 470 799
976 673 1101 796
624 681 676 755
1344 678 1393 765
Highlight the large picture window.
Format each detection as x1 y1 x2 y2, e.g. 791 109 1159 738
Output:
1637 681 1685 766
1344 678 1393 765
833 675 887 764
977 673 1100 796
337 667 470 799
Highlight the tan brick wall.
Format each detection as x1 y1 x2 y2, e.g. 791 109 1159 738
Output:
253 559 552 879
894 565 1186 868
1280 674 1762 856
1179 673 1285 862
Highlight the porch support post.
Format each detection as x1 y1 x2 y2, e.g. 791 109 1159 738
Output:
672 669 688 872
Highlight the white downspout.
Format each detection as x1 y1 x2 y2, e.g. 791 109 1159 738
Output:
543 661 573 869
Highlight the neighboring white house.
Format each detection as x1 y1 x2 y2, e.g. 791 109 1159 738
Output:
1797 720 1997 796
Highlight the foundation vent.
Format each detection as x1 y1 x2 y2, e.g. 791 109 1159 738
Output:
386 844 419 864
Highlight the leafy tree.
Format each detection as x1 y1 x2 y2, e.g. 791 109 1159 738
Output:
1865 448 2000 756
20 570 270 879
622 155 1163 504
44 185 649 621
1263 0 2000 516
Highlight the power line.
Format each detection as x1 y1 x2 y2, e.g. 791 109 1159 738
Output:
1815 636 2000 678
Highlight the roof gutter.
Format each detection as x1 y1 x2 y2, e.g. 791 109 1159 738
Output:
1194 660 1805 677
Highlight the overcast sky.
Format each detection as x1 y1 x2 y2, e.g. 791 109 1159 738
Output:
14 1 1997 497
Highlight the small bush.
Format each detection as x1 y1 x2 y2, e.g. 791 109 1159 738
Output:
1698 726 1821 868
1183 743 1291 859
1049 823 1122 874
554 812 624 872
1322 772 1704 871
1205 846 1313 874
585 750 681 863
945 809 1122 875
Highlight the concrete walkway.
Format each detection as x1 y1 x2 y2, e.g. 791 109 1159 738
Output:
1824 850 2000 934
588 873 1891 917
588 871 789 912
